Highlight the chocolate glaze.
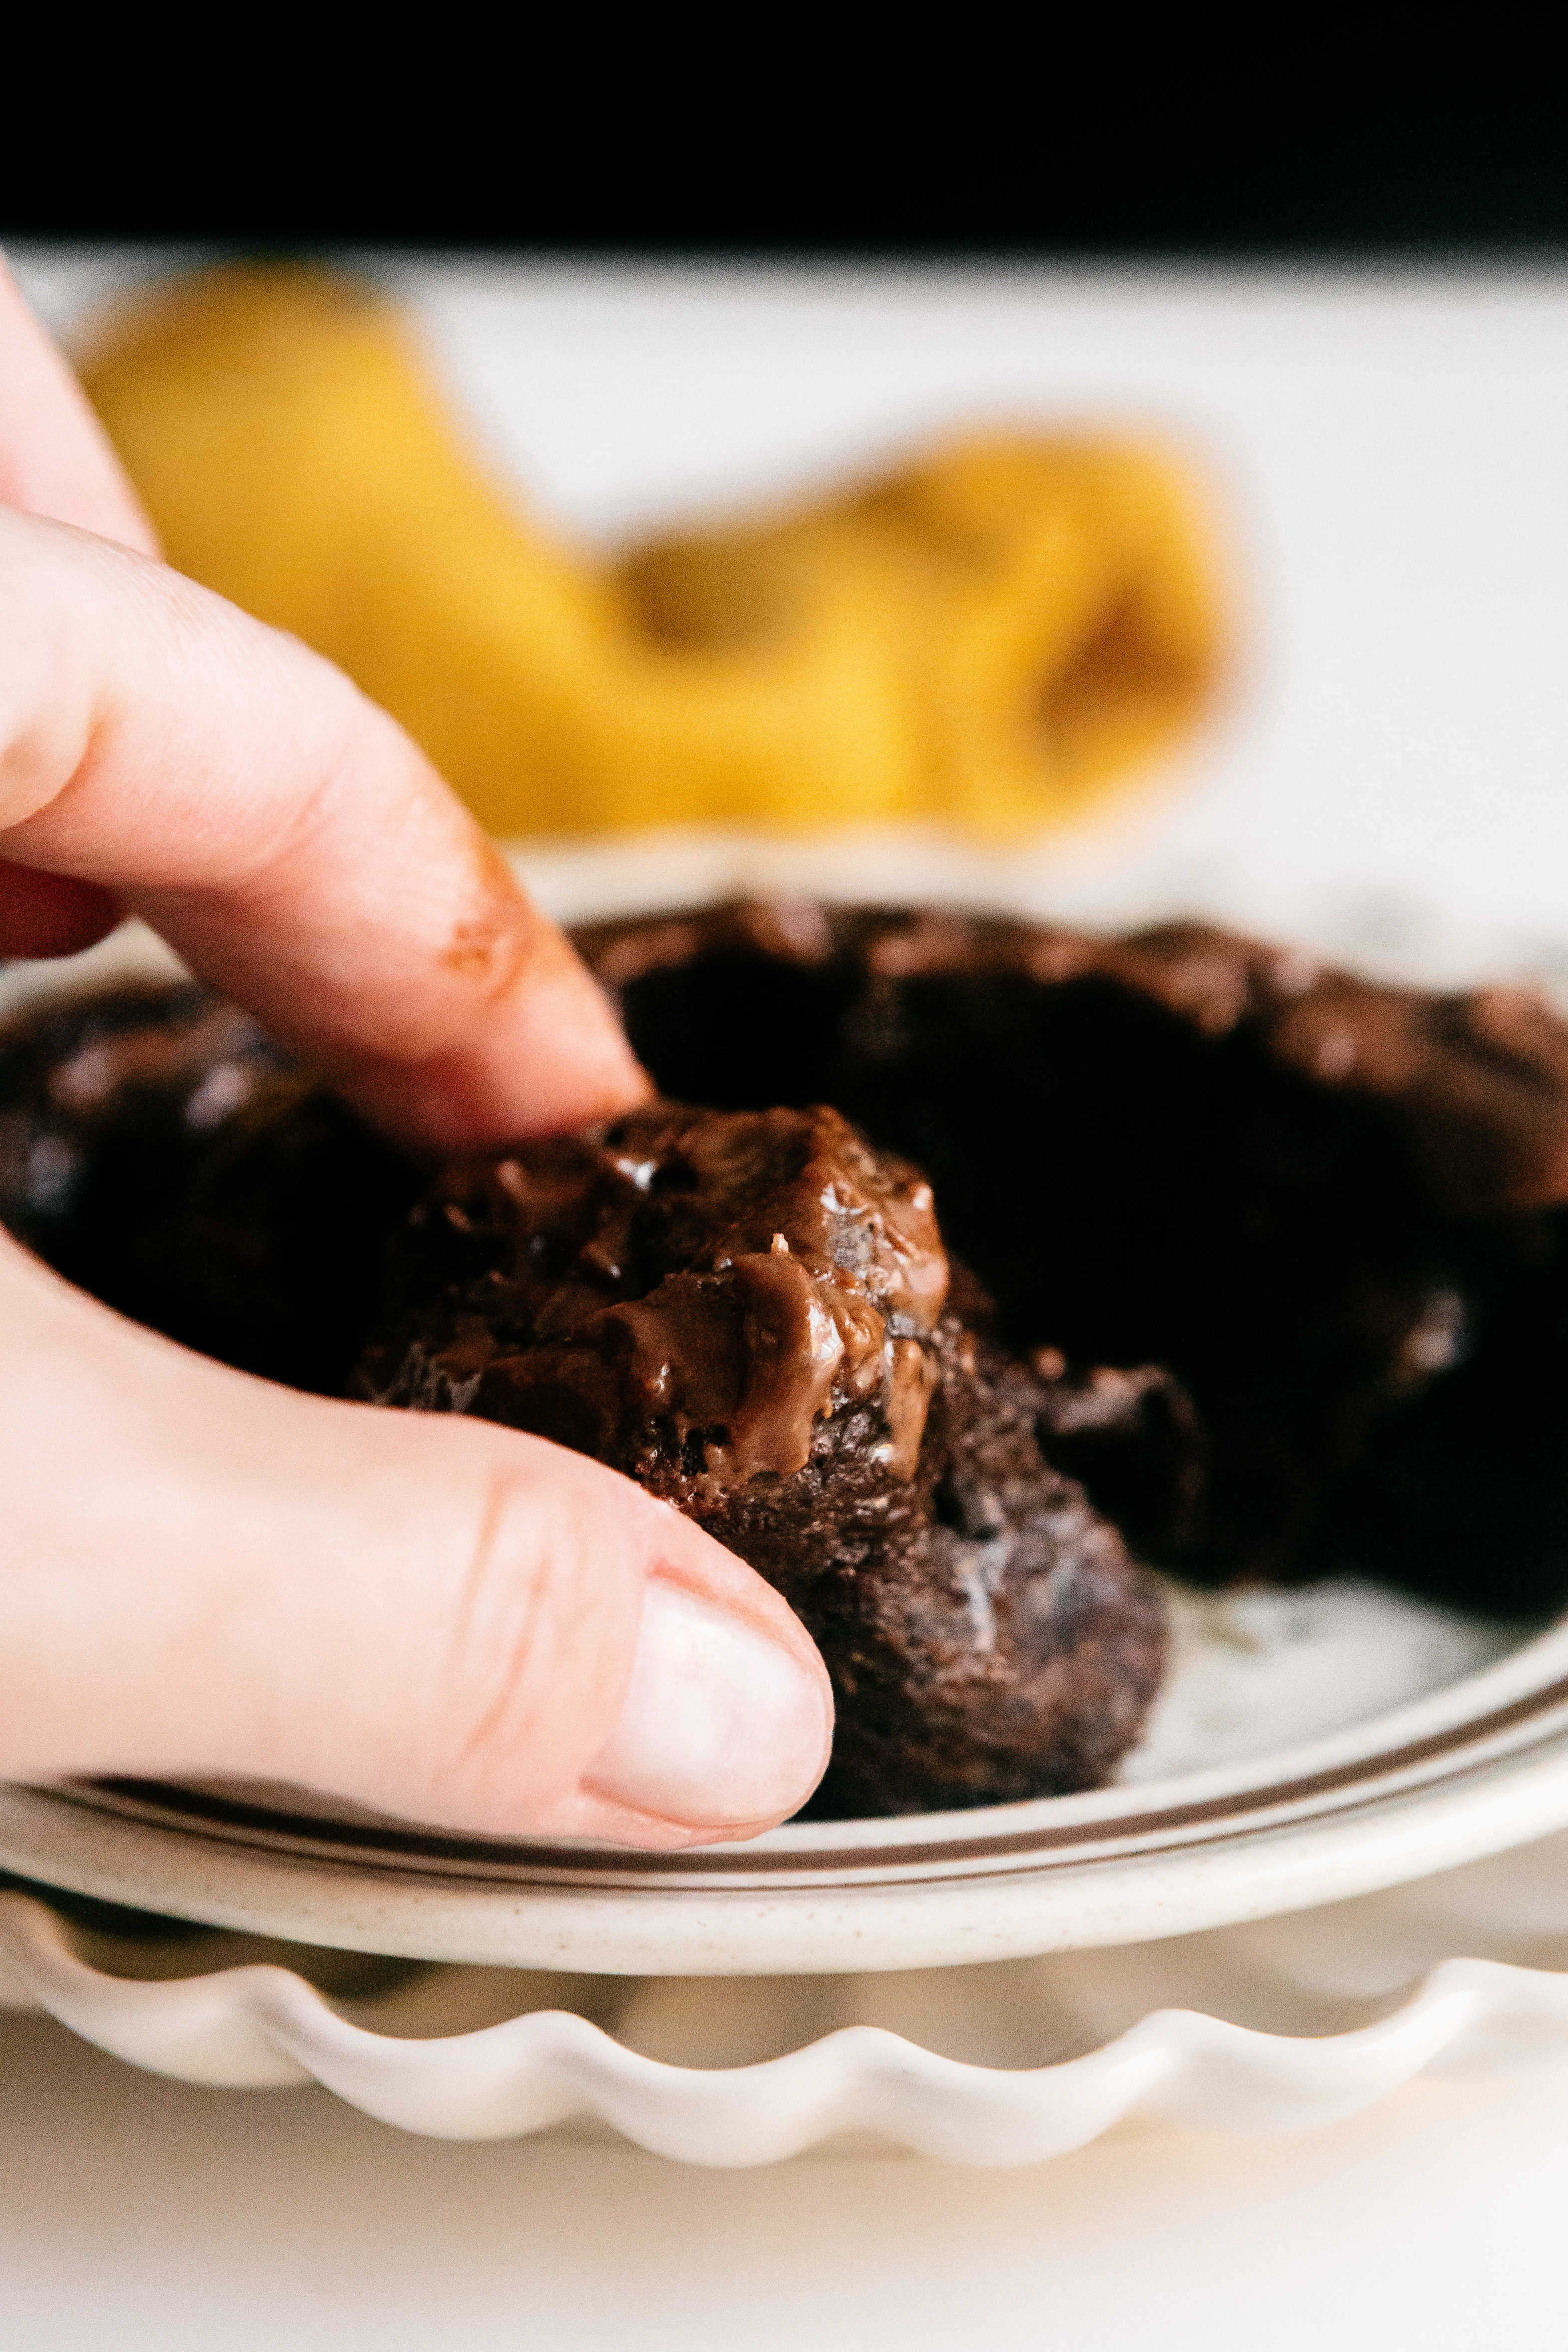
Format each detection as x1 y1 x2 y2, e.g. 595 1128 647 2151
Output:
358 1102 950 1488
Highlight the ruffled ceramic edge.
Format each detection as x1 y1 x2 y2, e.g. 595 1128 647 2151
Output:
5 1894 1568 2167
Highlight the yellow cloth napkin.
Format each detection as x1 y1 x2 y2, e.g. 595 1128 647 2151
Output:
84 267 1225 838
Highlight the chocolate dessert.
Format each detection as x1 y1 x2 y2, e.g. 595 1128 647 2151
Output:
7 894 1568 1814
356 1101 1169 1812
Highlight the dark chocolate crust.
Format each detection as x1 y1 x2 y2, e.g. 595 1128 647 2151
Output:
356 1101 1170 1814
0 981 419 1395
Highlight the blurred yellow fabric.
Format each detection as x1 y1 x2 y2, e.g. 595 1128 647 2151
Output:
84 267 1225 838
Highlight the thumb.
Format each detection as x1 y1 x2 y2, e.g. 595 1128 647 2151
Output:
0 1234 832 1847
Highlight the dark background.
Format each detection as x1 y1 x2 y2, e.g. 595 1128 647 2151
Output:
5 43 1565 258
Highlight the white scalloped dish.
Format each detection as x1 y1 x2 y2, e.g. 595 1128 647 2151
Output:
6 1822 1568 2165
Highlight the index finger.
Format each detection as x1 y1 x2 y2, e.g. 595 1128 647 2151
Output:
0 507 651 1146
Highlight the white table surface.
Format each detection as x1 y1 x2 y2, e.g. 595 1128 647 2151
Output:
6 246 1568 2347
3 1995 1568 2351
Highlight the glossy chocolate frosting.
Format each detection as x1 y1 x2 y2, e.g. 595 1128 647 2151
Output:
358 1102 950 1487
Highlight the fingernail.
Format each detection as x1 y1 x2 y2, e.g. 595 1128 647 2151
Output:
582 1579 831 1829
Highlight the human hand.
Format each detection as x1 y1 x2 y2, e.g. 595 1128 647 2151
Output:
0 259 832 1844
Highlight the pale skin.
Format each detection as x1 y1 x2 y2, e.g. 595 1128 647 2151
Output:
0 261 832 1845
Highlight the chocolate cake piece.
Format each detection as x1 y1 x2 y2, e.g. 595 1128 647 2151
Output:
575 901 1568 1606
356 1101 1170 1814
0 980 276 1282
0 981 419 1394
